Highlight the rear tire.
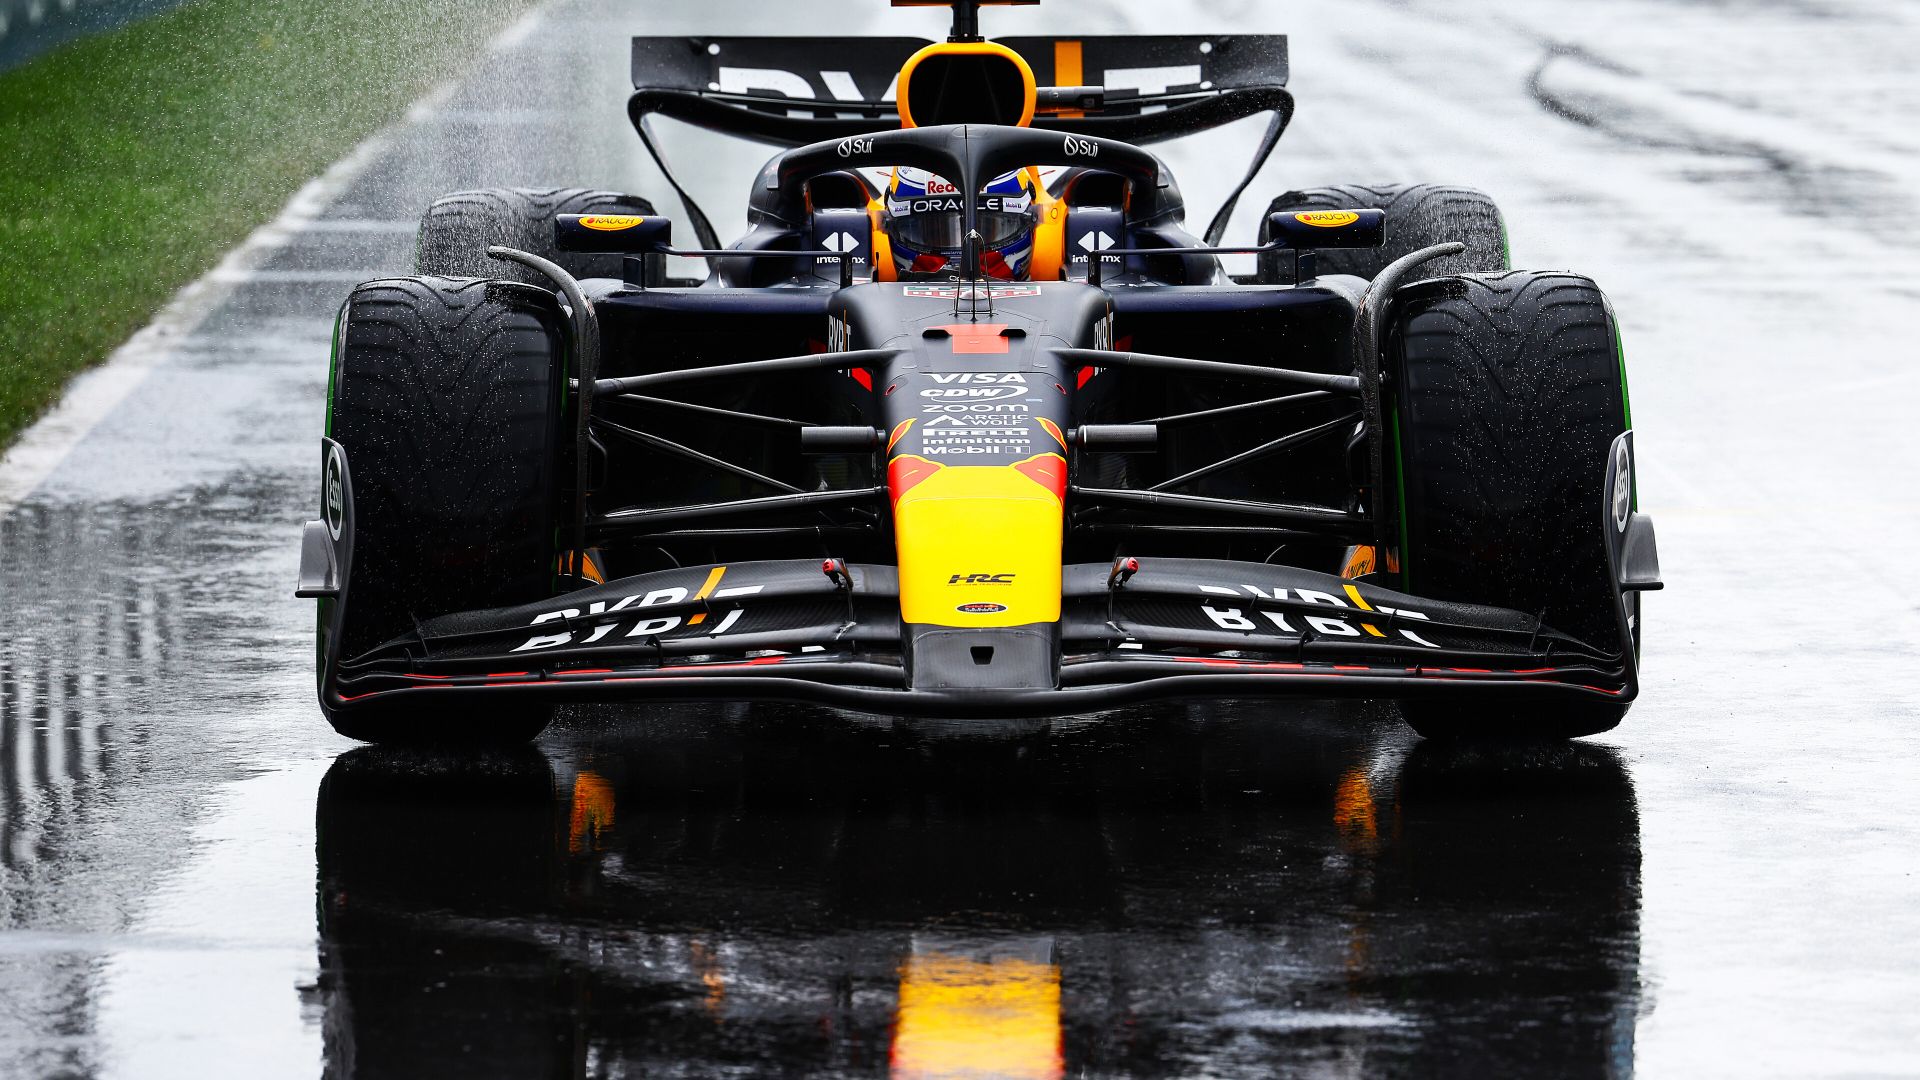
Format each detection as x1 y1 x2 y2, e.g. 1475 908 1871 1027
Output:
416 186 659 285
321 276 566 745
1389 270 1632 741
1259 183 1507 284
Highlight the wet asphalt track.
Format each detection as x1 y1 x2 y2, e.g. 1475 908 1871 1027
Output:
3 0 1919 1076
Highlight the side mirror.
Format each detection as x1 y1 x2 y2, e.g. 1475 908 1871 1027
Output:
555 214 672 253
1266 209 1386 250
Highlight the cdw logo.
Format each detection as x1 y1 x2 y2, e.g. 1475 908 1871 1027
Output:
920 386 1026 400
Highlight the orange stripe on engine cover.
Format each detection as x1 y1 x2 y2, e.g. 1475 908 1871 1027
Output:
935 323 1011 355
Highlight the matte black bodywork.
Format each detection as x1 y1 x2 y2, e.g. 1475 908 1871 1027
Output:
302 23 1658 724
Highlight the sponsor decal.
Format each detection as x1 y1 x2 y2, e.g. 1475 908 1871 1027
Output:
957 602 1009 614
920 385 1028 401
925 415 1026 428
927 373 1025 385
916 384 1037 454
1195 582 1440 648
907 196 965 214
949 573 1016 585
717 65 881 105
902 284 1044 300
1104 63 1203 96
901 194 1028 215
837 136 875 158
924 444 1028 455
1340 544 1377 580
1294 210 1360 229
921 403 1029 414
323 443 346 541
1612 441 1632 532
1076 230 1116 253
579 215 646 232
511 574 765 652
1063 135 1099 158
922 432 1032 455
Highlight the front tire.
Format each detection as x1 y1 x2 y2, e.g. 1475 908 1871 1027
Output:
1388 270 1633 741
321 276 566 745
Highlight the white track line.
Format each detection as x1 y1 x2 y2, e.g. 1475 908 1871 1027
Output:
0 4 550 514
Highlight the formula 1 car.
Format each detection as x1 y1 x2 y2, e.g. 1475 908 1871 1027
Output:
299 0 1661 746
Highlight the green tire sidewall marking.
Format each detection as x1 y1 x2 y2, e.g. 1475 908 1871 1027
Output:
1611 312 1636 511
316 294 359 680
324 298 347 439
318 299 348 682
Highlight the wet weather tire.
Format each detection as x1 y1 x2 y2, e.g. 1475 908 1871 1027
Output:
321 276 566 746
1259 183 1508 284
1388 271 1631 741
416 186 659 285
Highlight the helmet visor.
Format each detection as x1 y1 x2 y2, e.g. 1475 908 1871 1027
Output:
894 210 1031 253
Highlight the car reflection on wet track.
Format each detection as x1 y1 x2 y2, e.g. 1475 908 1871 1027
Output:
314 706 1640 1077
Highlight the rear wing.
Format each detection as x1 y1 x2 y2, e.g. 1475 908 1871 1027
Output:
629 33 1292 249
630 34 1289 146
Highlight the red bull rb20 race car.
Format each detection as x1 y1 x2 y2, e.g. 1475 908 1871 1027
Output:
298 0 1661 745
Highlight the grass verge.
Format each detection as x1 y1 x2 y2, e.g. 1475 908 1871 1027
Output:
0 0 537 450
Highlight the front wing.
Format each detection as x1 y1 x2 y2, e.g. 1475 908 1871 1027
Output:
320 554 1635 719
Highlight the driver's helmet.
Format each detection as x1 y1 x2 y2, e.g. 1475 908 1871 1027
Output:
883 167 1036 280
